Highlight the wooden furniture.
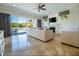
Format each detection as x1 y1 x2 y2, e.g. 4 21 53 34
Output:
59 32 79 48
0 30 4 56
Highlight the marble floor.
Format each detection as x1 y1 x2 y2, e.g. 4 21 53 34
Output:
4 33 79 56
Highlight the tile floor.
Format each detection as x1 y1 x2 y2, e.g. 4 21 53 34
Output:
4 33 79 56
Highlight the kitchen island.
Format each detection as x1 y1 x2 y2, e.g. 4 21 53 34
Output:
26 28 54 42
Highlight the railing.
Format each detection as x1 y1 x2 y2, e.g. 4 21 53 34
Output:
11 27 27 35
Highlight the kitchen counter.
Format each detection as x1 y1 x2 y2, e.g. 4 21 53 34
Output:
26 28 54 42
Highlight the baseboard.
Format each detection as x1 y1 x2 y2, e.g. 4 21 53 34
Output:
61 42 79 49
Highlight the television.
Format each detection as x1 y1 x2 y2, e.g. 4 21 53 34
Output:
49 17 56 22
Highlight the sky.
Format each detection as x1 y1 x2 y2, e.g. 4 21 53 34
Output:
10 15 27 23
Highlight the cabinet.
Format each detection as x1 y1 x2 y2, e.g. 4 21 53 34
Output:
27 28 54 42
0 31 4 56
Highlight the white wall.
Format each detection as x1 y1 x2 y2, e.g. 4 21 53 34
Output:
59 5 79 32
48 5 79 32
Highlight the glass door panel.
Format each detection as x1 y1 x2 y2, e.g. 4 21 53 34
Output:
17 17 27 34
10 15 18 35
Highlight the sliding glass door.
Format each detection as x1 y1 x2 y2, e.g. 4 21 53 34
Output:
10 15 27 35
10 15 18 35
17 17 27 34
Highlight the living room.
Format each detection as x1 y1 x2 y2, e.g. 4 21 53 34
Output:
0 3 79 56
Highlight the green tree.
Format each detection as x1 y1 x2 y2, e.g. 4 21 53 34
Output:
11 23 18 28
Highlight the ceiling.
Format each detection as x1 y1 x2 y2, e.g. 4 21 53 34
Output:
0 3 79 17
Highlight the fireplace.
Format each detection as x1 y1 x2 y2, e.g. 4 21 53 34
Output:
50 27 55 33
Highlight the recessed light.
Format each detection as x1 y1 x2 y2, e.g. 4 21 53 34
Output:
12 4 16 7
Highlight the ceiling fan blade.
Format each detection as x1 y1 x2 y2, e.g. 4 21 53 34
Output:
37 4 46 12
41 8 46 10
40 4 45 7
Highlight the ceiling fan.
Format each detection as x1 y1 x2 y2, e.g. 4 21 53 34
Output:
35 4 46 12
